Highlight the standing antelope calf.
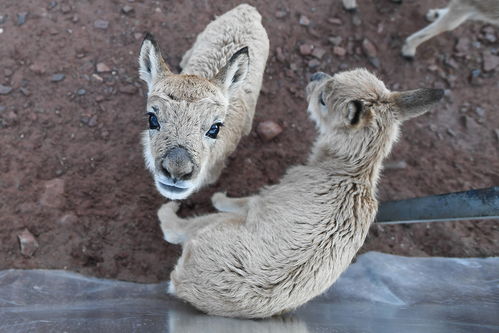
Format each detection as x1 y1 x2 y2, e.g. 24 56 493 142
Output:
402 0 499 58
158 68 443 318
139 4 269 200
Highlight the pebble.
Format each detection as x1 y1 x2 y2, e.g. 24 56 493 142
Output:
47 1 58 10
368 57 381 69
59 5 71 14
275 10 288 19
352 15 362 26
312 47 326 59
58 213 78 225
0 15 7 24
121 5 134 14
76 88 87 96
328 18 342 25
308 59 320 68
384 160 407 170
494 129 499 142
362 38 377 58
18 229 39 257
40 178 65 208
96 62 111 73
328 36 343 46
482 51 499 72
469 69 482 85
92 73 104 82
474 106 486 117
20 87 31 96
455 37 470 54
81 115 98 127
16 12 28 26
299 15 310 26
0 105 5 112
333 46 346 57
51 73 65 82
29 62 46 74
134 32 143 40
257 120 283 141
0 84 12 95
275 47 285 63
119 85 137 94
299 44 313 56
94 19 109 30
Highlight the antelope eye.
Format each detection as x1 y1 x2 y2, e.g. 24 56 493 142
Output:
319 93 326 106
148 112 160 130
206 122 223 139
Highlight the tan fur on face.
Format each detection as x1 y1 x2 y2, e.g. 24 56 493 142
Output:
140 4 269 200
158 68 443 318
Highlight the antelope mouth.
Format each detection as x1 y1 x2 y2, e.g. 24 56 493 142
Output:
157 181 189 194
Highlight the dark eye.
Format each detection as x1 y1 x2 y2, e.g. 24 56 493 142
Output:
148 112 160 130
319 93 326 106
206 122 223 139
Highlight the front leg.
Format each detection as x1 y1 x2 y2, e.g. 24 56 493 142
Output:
157 201 187 245
211 192 253 216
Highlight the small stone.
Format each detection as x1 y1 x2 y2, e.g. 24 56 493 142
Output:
474 106 486 117
494 129 499 142
328 36 343 46
275 47 285 63
0 84 12 95
76 88 86 96
299 15 310 26
95 95 105 102
362 38 377 58
48 1 58 9
119 85 137 95
29 62 46 74
0 15 8 24
446 128 456 137
61 4 71 14
94 19 109 29
121 5 134 14
308 59 320 68
469 69 482 85
81 115 98 127
483 32 497 43
58 213 78 225
16 12 28 26
92 73 104 82
444 57 459 69
257 120 283 141
455 37 470 54
299 44 313 56
18 229 39 257
0 105 5 112
328 18 342 25
20 87 31 96
352 14 361 26
312 47 326 59
40 178 65 208
134 32 143 40
96 62 111 73
482 51 499 72
368 56 381 69
71 15 79 23
51 73 65 82
333 46 346 57
384 160 407 170
275 10 287 18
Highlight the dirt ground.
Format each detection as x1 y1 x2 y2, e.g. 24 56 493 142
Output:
0 0 498 283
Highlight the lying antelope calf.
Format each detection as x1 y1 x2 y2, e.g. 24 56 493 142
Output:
402 0 499 58
139 4 269 200
158 69 443 318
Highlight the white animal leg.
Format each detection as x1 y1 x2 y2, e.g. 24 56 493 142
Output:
211 192 253 216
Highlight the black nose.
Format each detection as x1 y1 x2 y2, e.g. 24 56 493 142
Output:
161 147 194 182
311 72 327 82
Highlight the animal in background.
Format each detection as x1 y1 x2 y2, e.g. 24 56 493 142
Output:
402 0 499 58
158 68 444 318
139 4 269 200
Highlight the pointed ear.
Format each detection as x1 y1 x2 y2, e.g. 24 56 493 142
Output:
211 47 250 95
391 88 444 121
138 33 171 91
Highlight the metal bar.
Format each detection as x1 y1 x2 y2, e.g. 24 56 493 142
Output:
375 187 499 224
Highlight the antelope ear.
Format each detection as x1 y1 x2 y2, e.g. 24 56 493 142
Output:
391 88 444 121
211 47 250 95
138 33 171 92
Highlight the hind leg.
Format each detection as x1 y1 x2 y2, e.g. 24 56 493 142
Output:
402 7 469 58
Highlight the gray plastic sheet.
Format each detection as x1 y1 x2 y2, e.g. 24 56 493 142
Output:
0 252 498 333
